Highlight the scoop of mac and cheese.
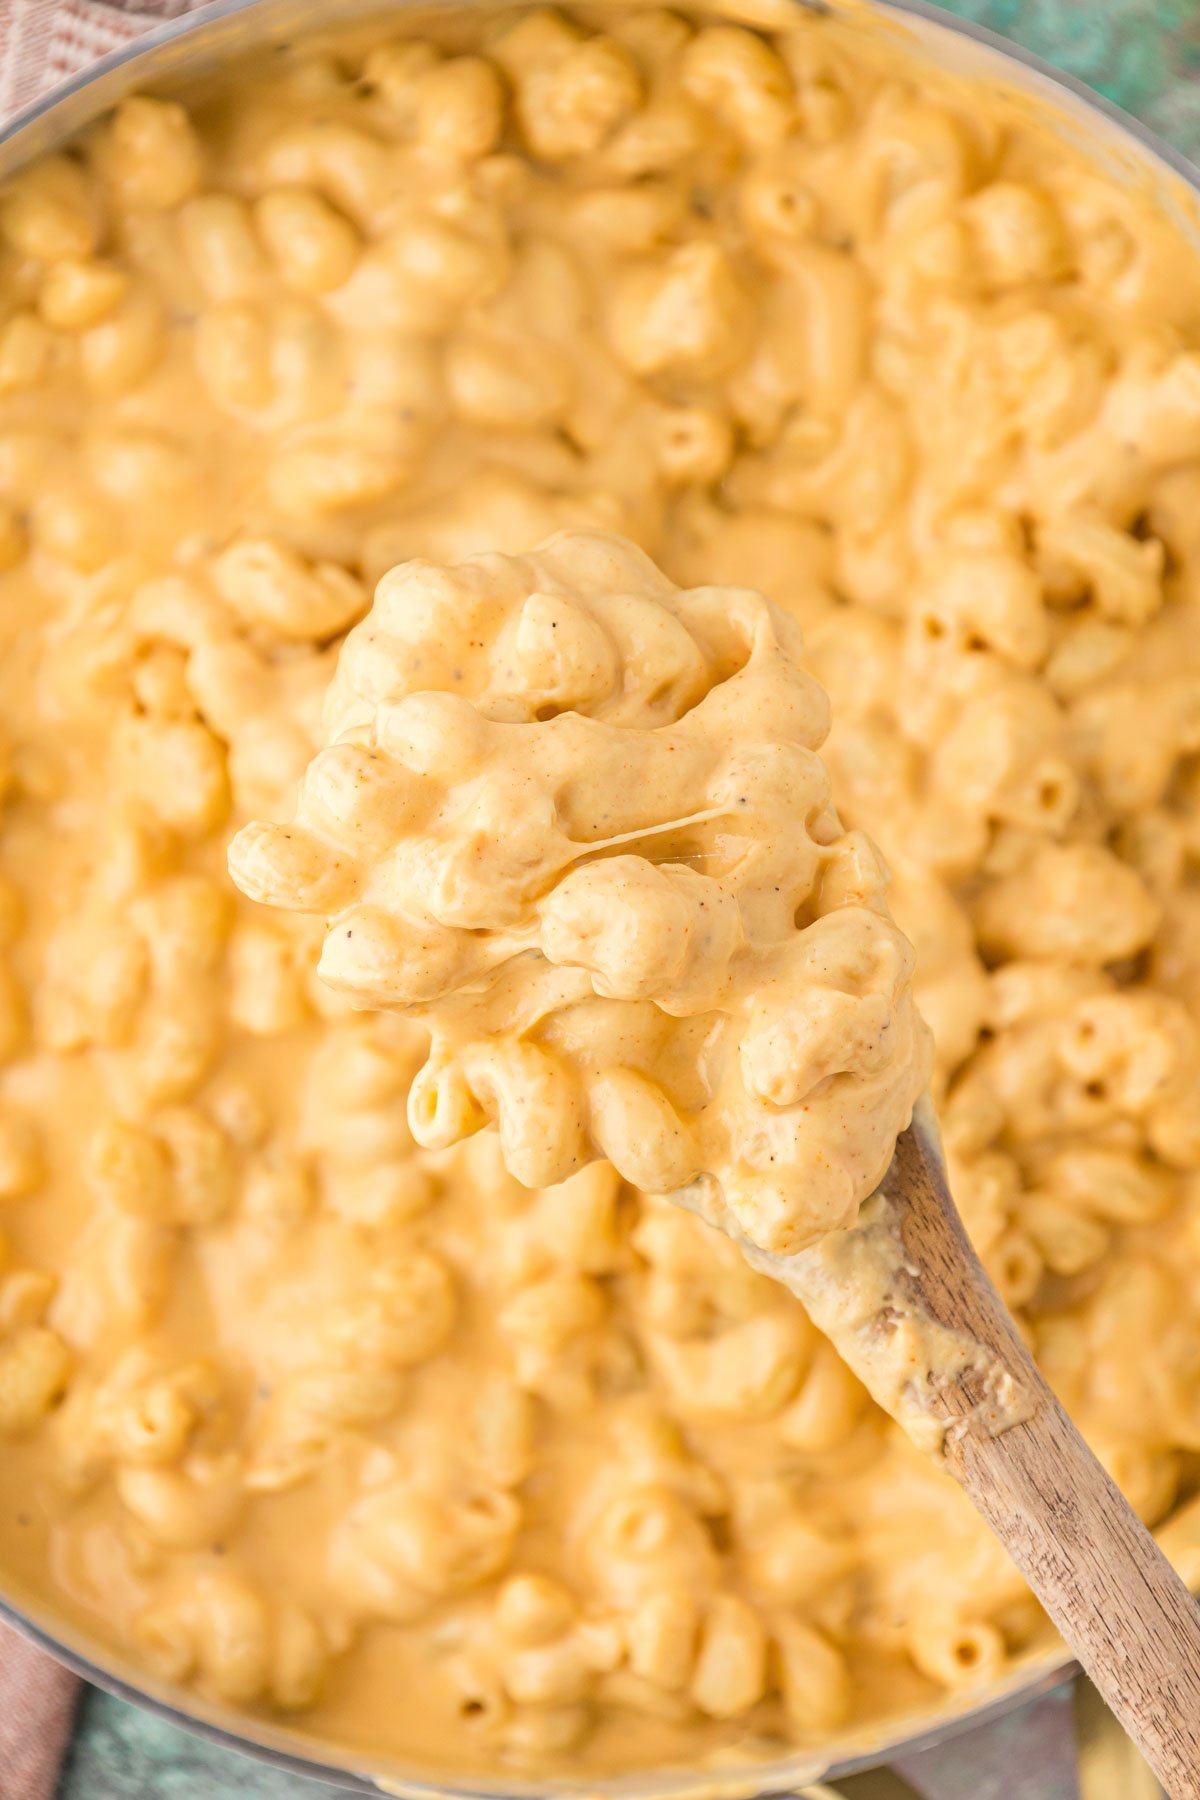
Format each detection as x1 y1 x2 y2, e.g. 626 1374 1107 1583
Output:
230 532 931 1252
10 0 1200 1773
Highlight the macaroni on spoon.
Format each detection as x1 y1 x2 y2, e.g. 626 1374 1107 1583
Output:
229 530 932 1256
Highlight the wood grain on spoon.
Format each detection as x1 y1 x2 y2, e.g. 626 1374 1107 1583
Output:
740 1108 1200 1800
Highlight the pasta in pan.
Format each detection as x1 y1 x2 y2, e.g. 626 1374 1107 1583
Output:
0 1 1198 1778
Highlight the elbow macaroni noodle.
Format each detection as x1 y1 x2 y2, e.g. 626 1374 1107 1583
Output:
229 531 931 1254
0 1 1199 1778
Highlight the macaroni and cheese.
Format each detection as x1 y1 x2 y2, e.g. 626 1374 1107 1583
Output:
230 530 931 1254
1 1 1200 1780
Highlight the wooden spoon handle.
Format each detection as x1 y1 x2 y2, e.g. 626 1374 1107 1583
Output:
896 1120 1200 1800
748 1115 1200 1799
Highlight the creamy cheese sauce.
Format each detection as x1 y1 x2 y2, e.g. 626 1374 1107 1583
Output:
230 528 932 1256
2 2 1200 1780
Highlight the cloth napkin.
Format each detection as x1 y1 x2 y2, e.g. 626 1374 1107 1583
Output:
0 15 216 1795
0 1624 82 1800
0 1 199 120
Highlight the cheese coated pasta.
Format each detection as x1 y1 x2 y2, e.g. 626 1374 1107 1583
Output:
230 532 930 1253
1 2 1200 1783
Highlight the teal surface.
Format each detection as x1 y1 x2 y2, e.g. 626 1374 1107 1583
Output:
58 1686 341 1798
958 0 1200 146
48 1 1200 1796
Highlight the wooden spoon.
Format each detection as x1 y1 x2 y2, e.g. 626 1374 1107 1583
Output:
706 1103 1200 1799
